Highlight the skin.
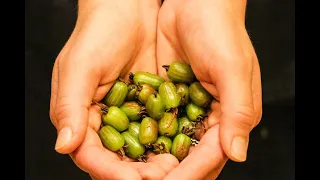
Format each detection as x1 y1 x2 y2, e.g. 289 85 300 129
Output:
157 0 262 179
49 0 262 179
49 0 179 179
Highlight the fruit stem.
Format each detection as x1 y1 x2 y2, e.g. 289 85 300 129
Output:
129 72 134 80
162 65 170 72
92 101 109 113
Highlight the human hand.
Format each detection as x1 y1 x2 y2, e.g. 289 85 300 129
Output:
157 0 262 179
49 0 178 179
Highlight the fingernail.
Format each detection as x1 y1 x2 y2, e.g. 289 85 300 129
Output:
231 136 248 162
55 127 73 150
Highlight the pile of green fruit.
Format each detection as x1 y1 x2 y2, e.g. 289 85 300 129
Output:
94 62 213 162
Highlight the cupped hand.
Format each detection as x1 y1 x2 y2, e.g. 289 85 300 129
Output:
157 0 262 179
49 0 178 179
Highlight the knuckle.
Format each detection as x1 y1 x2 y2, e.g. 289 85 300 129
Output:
254 108 263 128
229 105 255 131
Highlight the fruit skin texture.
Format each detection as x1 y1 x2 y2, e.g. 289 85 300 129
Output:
178 116 194 134
186 102 206 121
155 136 173 153
158 112 179 137
119 101 142 121
189 82 213 107
99 125 125 152
158 82 181 109
104 80 128 107
128 122 141 138
126 84 138 101
138 84 156 105
132 71 165 90
165 62 196 83
176 83 190 106
146 93 166 121
121 131 146 159
102 106 129 132
171 133 192 161
139 117 159 145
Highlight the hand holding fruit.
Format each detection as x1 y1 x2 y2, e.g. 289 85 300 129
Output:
156 0 263 179
49 0 179 179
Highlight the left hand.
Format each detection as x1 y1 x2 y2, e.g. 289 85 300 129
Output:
157 0 262 179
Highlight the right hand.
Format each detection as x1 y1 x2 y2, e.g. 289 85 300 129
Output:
49 0 178 179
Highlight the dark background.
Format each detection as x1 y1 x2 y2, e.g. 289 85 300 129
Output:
25 0 295 179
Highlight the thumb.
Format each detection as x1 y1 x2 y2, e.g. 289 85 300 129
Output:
213 59 255 162
54 52 100 154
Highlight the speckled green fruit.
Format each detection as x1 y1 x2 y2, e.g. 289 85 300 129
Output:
137 84 156 105
154 136 172 154
178 116 194 134
163 62 196 83
126 84 138 101
186 102 206 121
171 133 191 161
146 92 165 121
176 83 190 105
103 80 128 107
102 106 129 132
119 101 142 121
158 82 181 109
121 131 146 159
189 82 213 107
130 72 165 90
99 125 125 152
158 112 179 137
139 117 158 145
128 122 141 138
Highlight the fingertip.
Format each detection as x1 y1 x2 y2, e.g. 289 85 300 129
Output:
55 124 87 154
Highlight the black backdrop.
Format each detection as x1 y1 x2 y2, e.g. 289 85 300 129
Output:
25 0 295 179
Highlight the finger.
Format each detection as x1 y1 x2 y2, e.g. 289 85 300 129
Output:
53 50 103 154
147 153 179 174
251 52 263 127
156 24 182 79
207 100 221 128
132 162 166 180
163 125 227 180
50 27 81 127
88 105 102 132
71 127 141 180
209 48 256 162
50 61 59 128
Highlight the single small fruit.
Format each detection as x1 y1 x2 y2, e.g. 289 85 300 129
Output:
158 112 179 137
137 84 156 105
128 122 141 138
121 131 146 160
158 82 181 109
189 82 213 107
119 101 143 121
130 72 165 90
103 80 128 107
99 125 125 152
153 136 172 154
126 84 138 101
176 83 190 106
139 117 158 146
162 62 196 83
171 133 192 161
102 106 129 132
186 102 206 121
146 92 166 121
178 116 194 136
